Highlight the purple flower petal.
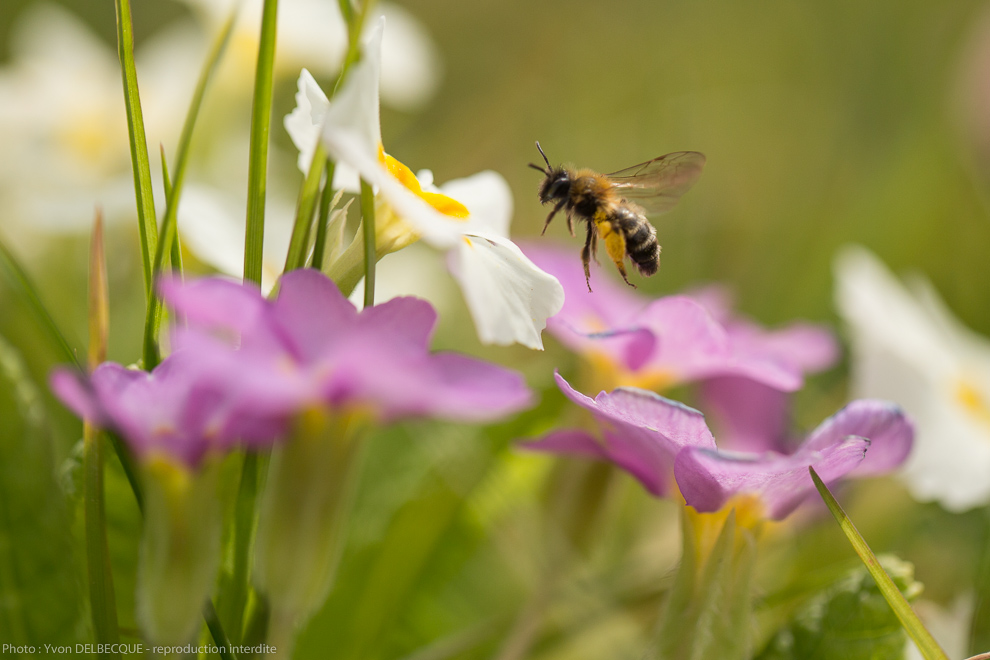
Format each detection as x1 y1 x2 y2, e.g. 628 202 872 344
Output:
697 376 792 453
522 429 607 459
522 373 716 496
675 436 870 520
160 276 268 336
803 399 914 476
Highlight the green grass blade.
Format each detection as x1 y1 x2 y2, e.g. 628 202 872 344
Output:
204 599 238 660
809 467 950 660
310 161 336 270
114 0 158 301
0 237 79 369
160 145 183 279
244 0 280 285
360 179 376 308
141 7 238 369
283 144 327 273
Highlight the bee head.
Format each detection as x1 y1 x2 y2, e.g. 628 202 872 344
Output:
529 141 571 204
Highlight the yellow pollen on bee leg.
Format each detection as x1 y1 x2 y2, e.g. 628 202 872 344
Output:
378 145 470 219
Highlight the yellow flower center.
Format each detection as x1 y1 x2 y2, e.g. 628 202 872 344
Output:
586 350 677 392
955 378 990 429
378 145 469 219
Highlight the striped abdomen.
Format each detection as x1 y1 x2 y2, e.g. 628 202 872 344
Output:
614 205 660 275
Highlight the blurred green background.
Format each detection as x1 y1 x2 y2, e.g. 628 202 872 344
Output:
2 0 990 657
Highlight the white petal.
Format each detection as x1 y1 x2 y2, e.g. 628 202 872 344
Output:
376 3 442 110
447 235 565 349
439 171 514 239
177 185 294 294
835 245 990 510
284 69 330 176
320 130 465 247
321 18 384 157
834 245 954 376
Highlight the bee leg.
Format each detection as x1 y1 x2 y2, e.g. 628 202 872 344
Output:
541 200 567 236
615 261 635 288
590 229 600 265
566 210 576 237
581 222 595 292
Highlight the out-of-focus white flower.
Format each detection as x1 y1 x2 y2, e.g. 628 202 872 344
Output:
176 0 441 110
177 184 297 294
835 245 990 512
285 20 563 350
0 3 197 241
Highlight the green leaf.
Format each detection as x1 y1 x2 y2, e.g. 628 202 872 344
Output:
0 336 84 644
810 467 950 660
114 0 158 301
757 556 921 660
142 6 239 369
244 0 280 285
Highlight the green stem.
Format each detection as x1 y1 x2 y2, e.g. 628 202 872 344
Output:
283 143 327 273
114 0 157 301
244 0 280 285
310 161 336 270
204 599 238 660
809 467 950 660
160 145 183 279
227 452 261 643
360 180 376 308
84 426 121 659
141 7 238 369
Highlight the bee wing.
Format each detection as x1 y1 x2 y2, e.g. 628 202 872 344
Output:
605 151 706 215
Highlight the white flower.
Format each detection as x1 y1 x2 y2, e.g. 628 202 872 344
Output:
176 184 297 294
286 18 564 350
0 3 198 241
834 245 990 511
176 0 441 110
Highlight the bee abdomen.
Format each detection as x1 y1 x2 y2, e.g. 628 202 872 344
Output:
617 209 660 275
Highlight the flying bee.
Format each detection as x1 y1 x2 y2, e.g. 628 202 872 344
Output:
529 142 705 292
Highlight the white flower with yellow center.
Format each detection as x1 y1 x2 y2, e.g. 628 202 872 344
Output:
176 0 441 110
285 19 564 350
835 245 990 511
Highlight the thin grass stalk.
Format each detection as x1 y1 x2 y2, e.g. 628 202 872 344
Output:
244 0 280 285
283 144 327 273
810 467 950 660
114 0 157 300
310 161 337 270
141 8 238 369
360 180 376 307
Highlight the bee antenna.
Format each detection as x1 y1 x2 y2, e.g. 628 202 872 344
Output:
528 162 548 174
535 141 551 169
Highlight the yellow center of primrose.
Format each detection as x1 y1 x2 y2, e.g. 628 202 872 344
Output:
378 145 469 219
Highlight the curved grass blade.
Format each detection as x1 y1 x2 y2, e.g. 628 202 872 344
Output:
809 467 950 660
244 0 280 285
114 0 158 300
0 237 79 369
141 7 239 369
